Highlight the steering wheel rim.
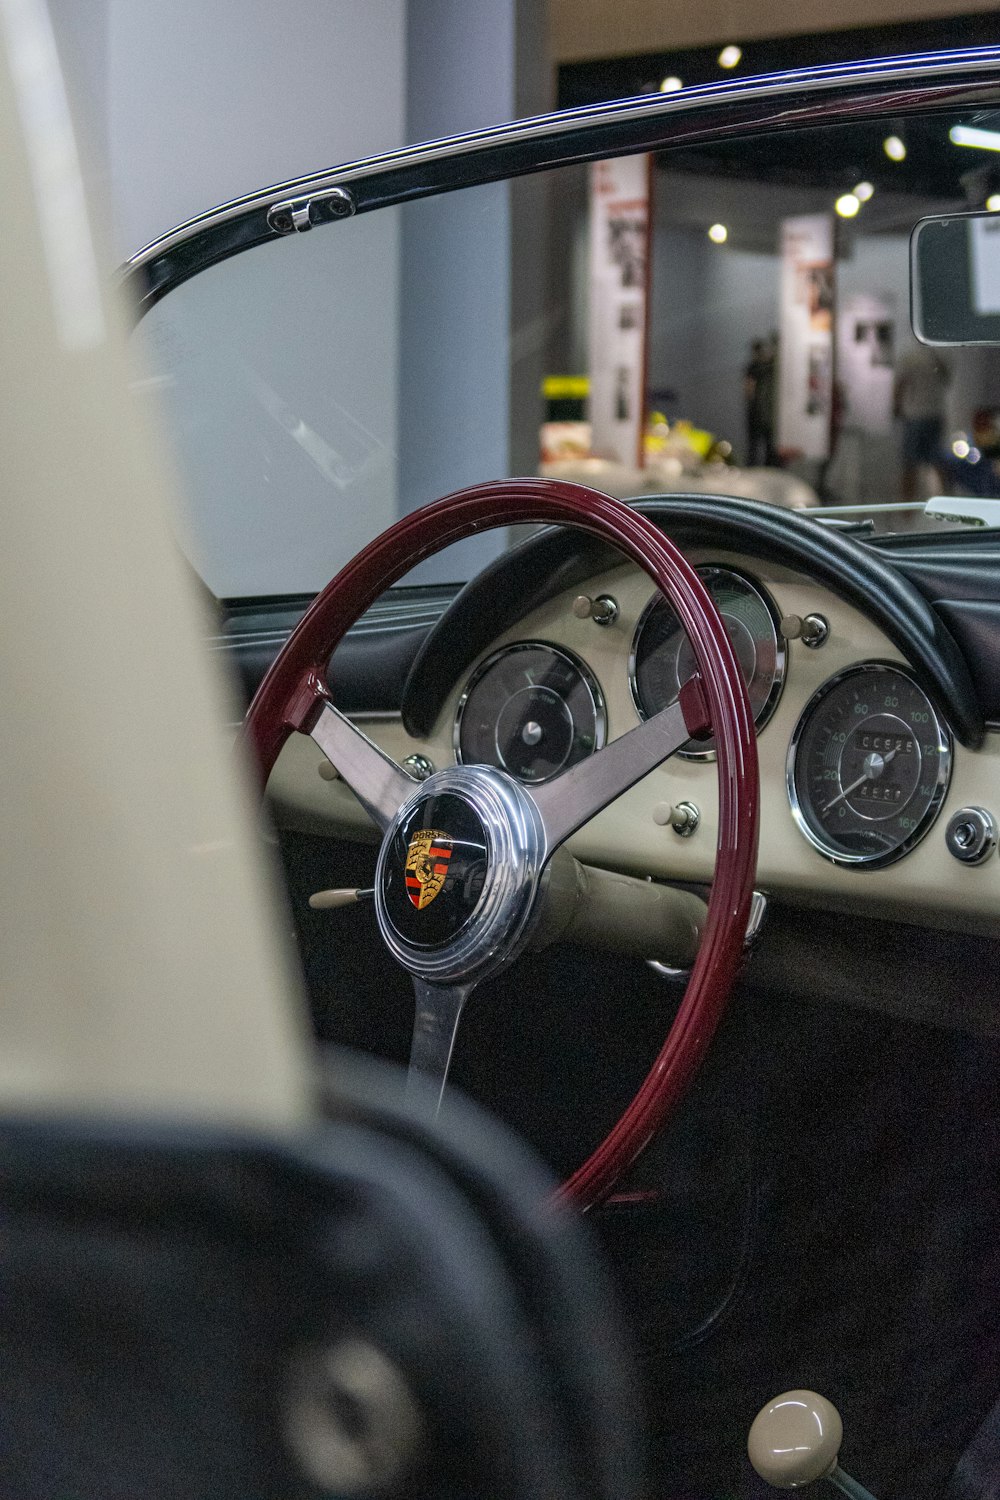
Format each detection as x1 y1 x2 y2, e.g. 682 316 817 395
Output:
242 478 759 1209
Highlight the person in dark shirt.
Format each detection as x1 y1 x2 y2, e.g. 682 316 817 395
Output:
744 337 777 466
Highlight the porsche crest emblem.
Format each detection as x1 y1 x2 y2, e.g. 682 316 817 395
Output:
404 828 454 910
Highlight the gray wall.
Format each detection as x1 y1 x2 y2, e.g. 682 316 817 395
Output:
399 0 516 583
48 0 545 595
649 227 776 456
398 0 552 584
106 0 407 262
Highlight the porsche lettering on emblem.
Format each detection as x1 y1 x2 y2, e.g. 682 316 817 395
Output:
404 828 453 909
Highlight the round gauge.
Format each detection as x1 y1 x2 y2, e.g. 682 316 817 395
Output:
629 567 785 758
787 663 952 868
455 642 606 785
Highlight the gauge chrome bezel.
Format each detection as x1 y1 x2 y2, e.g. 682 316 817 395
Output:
628 565 786 761
453 640 607 784
786 661 953 870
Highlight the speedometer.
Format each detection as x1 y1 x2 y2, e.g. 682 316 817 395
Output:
629 567 784 758
787 663 952 868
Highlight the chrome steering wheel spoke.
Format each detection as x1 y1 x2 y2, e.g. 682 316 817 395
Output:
309 700 416 832
530 685 706 854
406 977 475 1115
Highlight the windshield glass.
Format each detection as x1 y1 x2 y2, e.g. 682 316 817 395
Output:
133 108 1000 600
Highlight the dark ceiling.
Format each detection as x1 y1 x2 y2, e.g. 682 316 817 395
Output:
557 14 999 109
558 14 1000 203
659 113 1000 206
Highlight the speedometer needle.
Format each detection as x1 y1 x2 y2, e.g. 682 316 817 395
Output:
822 748 897 814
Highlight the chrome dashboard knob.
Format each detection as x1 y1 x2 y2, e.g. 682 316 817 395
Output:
571 593 619 626
780 612 829 647
945 806 997 864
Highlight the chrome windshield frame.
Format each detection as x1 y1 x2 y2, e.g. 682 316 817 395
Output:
121 47 1000 315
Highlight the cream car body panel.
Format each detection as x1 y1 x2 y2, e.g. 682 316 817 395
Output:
0 0 311 1125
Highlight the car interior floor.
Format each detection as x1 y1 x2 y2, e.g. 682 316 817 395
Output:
282 829 1000 1500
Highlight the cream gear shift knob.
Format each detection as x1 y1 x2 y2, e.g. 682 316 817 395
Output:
748 1390 842 1488
748 1392 878 1500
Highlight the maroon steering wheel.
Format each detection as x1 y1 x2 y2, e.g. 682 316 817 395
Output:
243 478 758 1210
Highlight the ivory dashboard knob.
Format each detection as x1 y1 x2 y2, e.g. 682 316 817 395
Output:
308 887 375 911
748 1390 843 1489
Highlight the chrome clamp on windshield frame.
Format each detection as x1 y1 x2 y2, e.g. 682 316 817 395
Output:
267 187 356 234
647 890 767 981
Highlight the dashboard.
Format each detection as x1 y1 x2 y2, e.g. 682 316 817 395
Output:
267 542 1000 938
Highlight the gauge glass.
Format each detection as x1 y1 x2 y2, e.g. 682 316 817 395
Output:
629 567 784 757
788 663 952 867
455 642 605 784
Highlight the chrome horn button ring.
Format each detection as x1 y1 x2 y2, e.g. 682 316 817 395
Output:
374 765 547 987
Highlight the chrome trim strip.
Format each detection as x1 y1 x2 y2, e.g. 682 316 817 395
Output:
810 501 930 517
211 591 454 659
785 661 953 870
123 48 1000 292
210 617 444 651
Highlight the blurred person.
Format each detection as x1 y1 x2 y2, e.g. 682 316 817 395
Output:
817 379 847 501
893 341 950 500
744 336 777 466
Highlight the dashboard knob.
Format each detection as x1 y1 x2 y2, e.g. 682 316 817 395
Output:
945 806 997 864
780 613 829 647
403 754 435 782
800 613 830 648
748 1390 842 1488
748 1391 879 1500
669 800 700 837
308 887 375 911
571 593 619 626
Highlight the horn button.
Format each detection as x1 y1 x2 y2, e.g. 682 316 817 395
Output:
381 792 490 948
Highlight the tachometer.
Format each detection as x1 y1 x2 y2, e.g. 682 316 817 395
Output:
787 663 952 868
454 642 605 784
629 567 784 757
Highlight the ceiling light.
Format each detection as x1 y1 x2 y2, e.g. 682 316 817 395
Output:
835 193 861 218
708 223 728 243
952 438 971 458
659 75 683 92
718 45 742 69
853 180 874 201
950 124 1000 152
988 193 1000 211
883 135 906 161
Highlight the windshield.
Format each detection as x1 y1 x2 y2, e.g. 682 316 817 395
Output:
133 108 1000 600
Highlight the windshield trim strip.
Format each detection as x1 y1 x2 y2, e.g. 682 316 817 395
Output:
122 48 1000 311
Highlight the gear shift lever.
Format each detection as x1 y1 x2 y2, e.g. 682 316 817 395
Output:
748 1391 878 1500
